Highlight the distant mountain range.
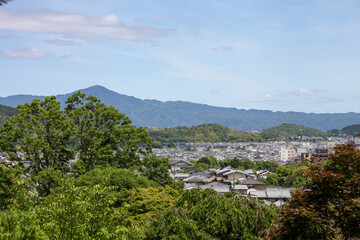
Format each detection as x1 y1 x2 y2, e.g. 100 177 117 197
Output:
1 85 360 131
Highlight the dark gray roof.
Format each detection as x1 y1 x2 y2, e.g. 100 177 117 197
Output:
183 175 208 183
171 160 194 166
241 178 265 185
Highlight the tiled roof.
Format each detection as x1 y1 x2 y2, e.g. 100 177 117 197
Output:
233 185 248 190
223 170 248 176
241 178 265 185
183 175 208 183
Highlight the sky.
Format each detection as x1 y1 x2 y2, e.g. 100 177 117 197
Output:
0 0 360 113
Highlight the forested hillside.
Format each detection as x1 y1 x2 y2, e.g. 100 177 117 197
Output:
341 124 360 136
1 85 360 131
149 123 332 143
0 104 17 126
149 123 263 143
261 123 329 139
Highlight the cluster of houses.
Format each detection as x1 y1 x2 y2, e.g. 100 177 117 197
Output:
170 160 293 207
155 140 344 163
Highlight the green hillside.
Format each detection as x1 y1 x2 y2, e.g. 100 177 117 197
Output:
341 124 360 136
261 123 329 139
0 104 17 126
2 85 360 131
149 123 333 143
149 123 263 143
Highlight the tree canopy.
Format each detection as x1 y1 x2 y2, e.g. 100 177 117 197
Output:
263 144 360 239
0 92 152 175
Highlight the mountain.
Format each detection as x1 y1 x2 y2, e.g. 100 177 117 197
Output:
149 123 263 143
150 123 333 143
0 104 17 126
340 124 360 136
1 85 360 131
261 123 329 139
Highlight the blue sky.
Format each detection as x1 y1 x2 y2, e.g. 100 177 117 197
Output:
0 0 360 113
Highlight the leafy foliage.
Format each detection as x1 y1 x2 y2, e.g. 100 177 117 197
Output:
65 91 152 171
340 124 360 136
0 104 17 127
261 123 329 139
147 189 278 239
260 164 310 187
0 92 152 175
141 156 174 187
149 123 263 143
263 144 360 239
0 164 24 210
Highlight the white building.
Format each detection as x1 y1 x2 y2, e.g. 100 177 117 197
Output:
279 146 296 161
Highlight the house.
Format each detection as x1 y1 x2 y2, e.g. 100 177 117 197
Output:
183 175 209 188
232 184 248 195
248 187 293 203
256 170 272 179
222 170 248 185
215 167 232 181
172 173 190 182
200 181 231 195
170 160 195 171
240 178 266 190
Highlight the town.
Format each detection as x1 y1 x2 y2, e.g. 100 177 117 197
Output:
150 135 359 206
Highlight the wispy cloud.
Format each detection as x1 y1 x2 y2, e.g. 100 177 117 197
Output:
318 97 345 103
1 47 48 58
212 46 235 52
153 16 166 23
46 39 80 46
281 88 325 97
0 9 173 41
187 27 201 36
198 19 223 24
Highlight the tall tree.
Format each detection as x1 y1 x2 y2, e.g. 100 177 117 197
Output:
263 144 360 239
0 96 74 174
0 92 152 175
65 92 152 171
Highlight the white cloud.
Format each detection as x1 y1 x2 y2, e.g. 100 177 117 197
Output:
0 9 173 40
212 46 235 52
295 88 315 96
2 47 48 58
282 88 319 97
264 94 273 99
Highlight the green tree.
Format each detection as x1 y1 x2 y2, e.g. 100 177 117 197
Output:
0 92 152 175
75 167 155 206
125 186 179 226
0 97 75 174
148 189 277 239
65 92 152 171
141 156 174 186
255 161 279 173
0 209 48 240
263 144 360 239
0 164 24 210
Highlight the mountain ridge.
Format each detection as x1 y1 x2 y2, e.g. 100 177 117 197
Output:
1 85 360 131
